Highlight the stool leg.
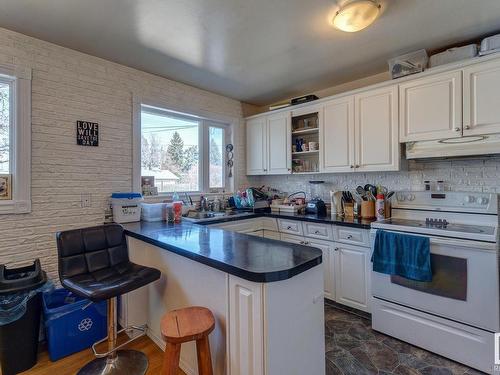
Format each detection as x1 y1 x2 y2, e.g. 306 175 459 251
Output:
196 336 213 375
107 297 117 360
162 342 181 375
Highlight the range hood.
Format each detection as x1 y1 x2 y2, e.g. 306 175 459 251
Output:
405 134 500 159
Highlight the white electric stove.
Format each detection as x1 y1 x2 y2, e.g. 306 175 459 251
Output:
370 191 499 374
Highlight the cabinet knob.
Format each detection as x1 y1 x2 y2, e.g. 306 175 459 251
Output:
465 125 471 130
454 127 461 132
300 241 304 244
263 169 267 172
350 165 354 169
334 247 339 251
314 230 320 234
287 226 292 230
347 235 353 239
355 165 360 168
304 241 309 245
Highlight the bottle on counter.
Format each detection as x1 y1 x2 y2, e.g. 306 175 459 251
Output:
375 194 385 221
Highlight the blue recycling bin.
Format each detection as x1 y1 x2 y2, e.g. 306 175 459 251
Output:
43 288 107 361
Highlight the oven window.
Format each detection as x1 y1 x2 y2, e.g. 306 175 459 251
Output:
391 254 467 301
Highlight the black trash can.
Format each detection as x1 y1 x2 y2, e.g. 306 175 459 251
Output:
0 259 48 375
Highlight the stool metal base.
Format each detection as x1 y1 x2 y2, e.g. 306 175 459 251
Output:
77 350 148 375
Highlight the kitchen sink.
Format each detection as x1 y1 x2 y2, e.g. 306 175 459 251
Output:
182 210 254 222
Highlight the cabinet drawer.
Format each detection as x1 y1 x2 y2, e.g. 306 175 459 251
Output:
303 222 334 241
334 226 369 247
258 217 278 231
277 219 304 235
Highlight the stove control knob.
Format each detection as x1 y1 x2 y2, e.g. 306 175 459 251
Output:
479 197 489 205
464 195 476 203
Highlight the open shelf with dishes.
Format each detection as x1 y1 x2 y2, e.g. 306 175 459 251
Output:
291 112 320 173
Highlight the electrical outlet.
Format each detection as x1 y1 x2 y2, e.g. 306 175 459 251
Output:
81 193 91 208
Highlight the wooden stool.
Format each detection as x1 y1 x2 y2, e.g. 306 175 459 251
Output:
161 306 215 375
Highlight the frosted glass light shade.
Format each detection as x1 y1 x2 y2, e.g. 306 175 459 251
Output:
332 0 381 32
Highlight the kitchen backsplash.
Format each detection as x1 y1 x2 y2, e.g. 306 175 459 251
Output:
246 157 500 201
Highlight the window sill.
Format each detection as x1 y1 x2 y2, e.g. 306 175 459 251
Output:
0 199 31 214
143 191 232 202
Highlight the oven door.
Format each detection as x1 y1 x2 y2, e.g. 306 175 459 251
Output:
370 230 499 332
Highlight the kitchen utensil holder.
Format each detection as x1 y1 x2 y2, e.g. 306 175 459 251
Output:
361 201 375 219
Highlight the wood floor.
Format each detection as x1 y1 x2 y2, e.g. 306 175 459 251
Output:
19 335 185 375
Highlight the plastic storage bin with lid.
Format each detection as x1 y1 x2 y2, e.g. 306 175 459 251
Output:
111 192 143 223
42 288 107 361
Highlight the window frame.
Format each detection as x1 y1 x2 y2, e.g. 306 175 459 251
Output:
134 100 231 195
0 63 31 214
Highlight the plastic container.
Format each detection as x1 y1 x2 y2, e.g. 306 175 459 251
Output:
429 44 478 67
43 288 107 361
388 49 428 79
111 192 143 223
141 202 166 222
375 194 385 221
0 259 49 375
480 34 500 56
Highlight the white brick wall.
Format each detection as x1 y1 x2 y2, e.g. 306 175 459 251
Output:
0 27 245 281
248 157 500 202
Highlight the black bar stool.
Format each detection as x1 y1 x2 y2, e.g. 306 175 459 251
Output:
56 224 161 375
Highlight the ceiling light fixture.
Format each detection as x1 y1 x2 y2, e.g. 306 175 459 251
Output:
332 0 381 33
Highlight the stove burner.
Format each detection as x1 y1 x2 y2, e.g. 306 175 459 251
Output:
425 218 449 228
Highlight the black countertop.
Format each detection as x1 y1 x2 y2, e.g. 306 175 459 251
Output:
123 221 323 283
197 211 375 229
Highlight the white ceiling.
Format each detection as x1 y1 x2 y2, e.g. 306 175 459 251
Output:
0 0 500 105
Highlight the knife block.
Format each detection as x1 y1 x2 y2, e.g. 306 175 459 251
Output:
361 201 375 219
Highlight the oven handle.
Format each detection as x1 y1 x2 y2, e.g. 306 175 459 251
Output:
371 229 497 252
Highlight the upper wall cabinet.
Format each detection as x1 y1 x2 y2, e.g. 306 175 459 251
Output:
320 86 399 173
463 59 500 136
355 86 399 172
321 96 355 173
246 117 267 175
267 112 292 174
246 112 291 175
399 71 462 142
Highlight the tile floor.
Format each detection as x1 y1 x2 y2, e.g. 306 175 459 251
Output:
324 302 485 375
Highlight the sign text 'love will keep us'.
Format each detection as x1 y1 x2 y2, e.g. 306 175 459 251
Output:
76 121 99 146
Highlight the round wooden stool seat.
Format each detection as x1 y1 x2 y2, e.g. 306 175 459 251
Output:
160 306 215 375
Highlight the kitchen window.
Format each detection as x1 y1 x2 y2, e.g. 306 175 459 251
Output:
139 105 227 194
0 63 31 214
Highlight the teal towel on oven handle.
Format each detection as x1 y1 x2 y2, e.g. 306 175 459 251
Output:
371 229 432 282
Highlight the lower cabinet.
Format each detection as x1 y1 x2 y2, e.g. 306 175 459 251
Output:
228 267 325 375
263 230 281 240
333 242 371 312
306 238 335 301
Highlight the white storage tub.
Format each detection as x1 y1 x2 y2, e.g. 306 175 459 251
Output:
429 44 478 67
111 192 143 223
141 202 166 222
480 34 500 56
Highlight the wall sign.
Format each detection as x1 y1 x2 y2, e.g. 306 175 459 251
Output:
76 121 99 146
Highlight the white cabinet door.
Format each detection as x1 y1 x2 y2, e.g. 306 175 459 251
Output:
267 112 291 174
229 275 264 375
306 238 334 301
321 96 355 173
399 71 462 142
463 59 500 136
246 117 267 175
355 86 399 172
333 242 370 312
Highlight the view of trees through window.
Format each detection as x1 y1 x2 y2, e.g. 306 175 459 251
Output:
141 109 225 193
0 82 9 174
